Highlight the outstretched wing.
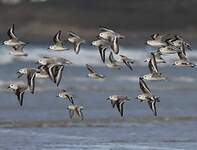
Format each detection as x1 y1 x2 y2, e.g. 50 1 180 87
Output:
53 30 63 46
116 101 124 117
66 95 75 104
68 31 80 39
123 59 133 71
139 77 151 94
148 100 157 116
98 46 107 63
148 53 159 74
150 33 159 40
111 36 119 54
27 70 37 94
86 64 97 73
74 42 81 54
55 65 64 87
15 89 25 107
99 26 114 33
7 24 17 39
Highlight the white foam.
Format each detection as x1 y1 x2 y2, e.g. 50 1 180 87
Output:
3 46 194 66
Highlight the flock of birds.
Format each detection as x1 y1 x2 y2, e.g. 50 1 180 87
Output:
3 24 195 120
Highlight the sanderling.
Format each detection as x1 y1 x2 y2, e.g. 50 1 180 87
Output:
99 26 124 42
9 45 28 57
57 89 75 104
7 83 28 107
36 56 72 66
144 50 166 64
167 35 191 50
143 52 166 80
106 95 130 117
119 54 135 70
106 52 122 69
173 48 195 68
48 30 68 51
99 26 124 54
137 77 160 116
3 24 26 46
17 68 40 94
67 105 84 120
92 38 111 63
67 31 85 54
86 64 105 80
146 33 169 47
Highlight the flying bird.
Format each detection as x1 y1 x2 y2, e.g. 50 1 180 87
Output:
7 83 28 107
3 24 26 46
119 54 135 70
137 77 160 116
67 31 85 54
17 68 39 94
106 95 130 117
86 64 105 80
48 30 68 51
57 89 75 104
143 52 166 80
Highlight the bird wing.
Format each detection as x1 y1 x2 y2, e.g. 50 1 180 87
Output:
116 101 124 117
109 52 116 63
15 88 26 107
123 59 133 71
148 100 157 116
139 77 152 94
150 33 159 40
177 51 187 61
7 24 17 39
55 65 64 86
111 37 119 54
74 42 81 54
53 30 63 46
66 95 74 104
68 31 80 39
27 70 37 94
99 26 114 33
86 64 97 73
98 46 107 63
149 53 159 74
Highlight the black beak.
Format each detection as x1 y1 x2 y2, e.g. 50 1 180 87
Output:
106 97 110 101
7 86 10 89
